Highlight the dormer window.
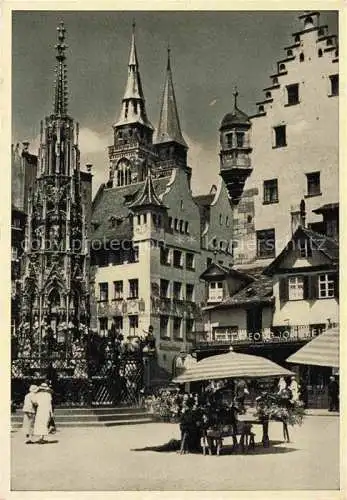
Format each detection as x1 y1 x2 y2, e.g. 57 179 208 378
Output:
209 281 224 302
298 239 312 258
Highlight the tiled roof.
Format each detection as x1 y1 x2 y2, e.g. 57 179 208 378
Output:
312 203 339 214
263 226 339 275
193 193 215 207
206 273 274 310
300 227 339 261
129 171 166 209
91 176 170 242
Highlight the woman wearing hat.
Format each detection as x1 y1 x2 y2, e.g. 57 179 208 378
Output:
33 383 54 444
22 385 39 444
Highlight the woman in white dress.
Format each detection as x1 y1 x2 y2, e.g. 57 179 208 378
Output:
33 383 53 443
278 377 287 394
22 384 39 443
289 376 300 402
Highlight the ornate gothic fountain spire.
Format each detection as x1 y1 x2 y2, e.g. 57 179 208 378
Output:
53 21 69 117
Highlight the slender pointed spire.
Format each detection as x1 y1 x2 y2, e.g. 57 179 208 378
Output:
155 47 187 147
53 21 68 117
115 23 153 129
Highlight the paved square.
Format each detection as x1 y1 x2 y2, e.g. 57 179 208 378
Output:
11 415 339 491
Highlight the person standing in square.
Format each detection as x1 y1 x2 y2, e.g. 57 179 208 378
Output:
22 385 39 443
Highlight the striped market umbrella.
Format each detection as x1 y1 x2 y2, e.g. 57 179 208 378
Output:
286 326 339 368
172 350 294 384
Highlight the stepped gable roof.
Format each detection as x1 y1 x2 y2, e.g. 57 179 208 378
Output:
263 226 339 276
91 176 169 242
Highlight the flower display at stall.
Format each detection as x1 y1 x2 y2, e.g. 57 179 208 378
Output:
254 391 306 426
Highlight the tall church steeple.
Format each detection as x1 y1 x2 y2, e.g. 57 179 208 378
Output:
115 22 153 130
109 23 156 188
156 47 187 148
154 47 188 175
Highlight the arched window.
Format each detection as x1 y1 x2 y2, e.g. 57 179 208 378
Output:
259 105 265 113
294 35 300 43
279 63 286 71
287 49 293 57
318 48 323 58
226 216 229 226
299 52 304 62
273 77 278 84
265 91 272 99
219 214 222 225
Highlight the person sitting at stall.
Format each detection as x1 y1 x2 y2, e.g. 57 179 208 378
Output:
235 379 248 414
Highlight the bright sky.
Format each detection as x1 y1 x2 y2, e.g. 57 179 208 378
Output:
12 10 338 196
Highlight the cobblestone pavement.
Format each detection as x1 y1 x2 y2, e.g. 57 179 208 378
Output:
11 415 339 491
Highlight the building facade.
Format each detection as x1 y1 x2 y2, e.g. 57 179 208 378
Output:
220 11 338 266
90 27 234 373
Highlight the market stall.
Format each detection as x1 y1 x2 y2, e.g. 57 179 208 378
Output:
144 350 306 454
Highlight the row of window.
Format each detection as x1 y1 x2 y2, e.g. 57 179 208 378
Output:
168 217 189 234
280 273 338 301
99 279 139 301
160 279 195 301
93 247 139 267
160 247 195 269
225 131 246 149
136 213 163 227
263 171 321 204
260 75 338 121
160 316 195 339
99 315 138 336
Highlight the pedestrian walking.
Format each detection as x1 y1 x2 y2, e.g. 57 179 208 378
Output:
235 379 248 414
22 384 39 443
327 376 339 412
33 382 54 444
278 376 287 393
289 376 300 402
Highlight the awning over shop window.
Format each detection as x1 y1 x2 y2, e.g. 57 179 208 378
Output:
286 326 339 368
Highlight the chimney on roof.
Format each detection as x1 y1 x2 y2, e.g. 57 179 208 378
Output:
291 199 306 234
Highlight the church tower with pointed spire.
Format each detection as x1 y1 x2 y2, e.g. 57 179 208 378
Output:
19 22 90 359
219 89 253 204
154 48 190 179
108 23 157 188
